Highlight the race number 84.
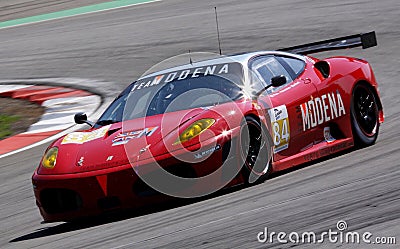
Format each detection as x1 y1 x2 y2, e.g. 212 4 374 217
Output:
269 105 290 153
272 118 290 152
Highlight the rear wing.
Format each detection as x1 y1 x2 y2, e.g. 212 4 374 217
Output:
278 31 377 55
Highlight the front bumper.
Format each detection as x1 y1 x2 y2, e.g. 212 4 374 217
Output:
32 135 239 222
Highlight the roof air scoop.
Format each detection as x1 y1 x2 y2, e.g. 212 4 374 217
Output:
315 61 330 79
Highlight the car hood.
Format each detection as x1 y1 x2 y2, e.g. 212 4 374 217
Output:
38 108 209 175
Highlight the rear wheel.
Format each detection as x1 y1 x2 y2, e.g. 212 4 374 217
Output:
239 116 271 184
351 84 380 147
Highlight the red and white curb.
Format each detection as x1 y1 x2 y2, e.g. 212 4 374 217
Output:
0 84 102 157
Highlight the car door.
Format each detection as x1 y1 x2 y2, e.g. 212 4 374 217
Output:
309 61 349 145
249 54 320 162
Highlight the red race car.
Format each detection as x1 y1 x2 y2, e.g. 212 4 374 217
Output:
32 32 384 222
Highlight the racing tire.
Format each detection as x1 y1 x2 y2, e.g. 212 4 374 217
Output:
350 83 380 147
239 116 272 185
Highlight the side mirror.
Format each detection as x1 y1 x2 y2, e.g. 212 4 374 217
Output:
270 75 287 87
74 113 93 126
253 75 288 100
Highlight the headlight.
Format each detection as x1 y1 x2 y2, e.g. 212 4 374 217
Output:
174 118 215 145
41 147 58 169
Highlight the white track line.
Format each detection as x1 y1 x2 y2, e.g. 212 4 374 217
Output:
0 0 162 30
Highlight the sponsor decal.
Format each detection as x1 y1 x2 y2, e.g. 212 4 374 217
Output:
274 109 283 120
62 125 110 145
77 156 84 166
269 105 290 153
132 63 240 92
139 145 151 155
324 127 336 143
319 141 353 157
112 126 159 146
131 75 165 92
79 159 129 171
303 151 319 161
194 144 221 159
303 141 354 161
300 90 345 131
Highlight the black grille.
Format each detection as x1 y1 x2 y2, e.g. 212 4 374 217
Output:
98 196 121 210
40 189 82 214
132 177 161 197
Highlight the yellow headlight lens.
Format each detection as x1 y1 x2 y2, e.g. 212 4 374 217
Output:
41 147 58 169
175 118 215 145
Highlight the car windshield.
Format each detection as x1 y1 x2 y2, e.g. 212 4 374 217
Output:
95 63 244 127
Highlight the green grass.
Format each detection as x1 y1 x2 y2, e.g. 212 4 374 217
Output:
0 114 20 140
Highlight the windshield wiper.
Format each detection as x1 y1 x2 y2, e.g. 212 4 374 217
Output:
96 119 120 126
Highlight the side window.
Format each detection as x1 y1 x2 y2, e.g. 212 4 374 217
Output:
278 56 306 76
250 56 293 93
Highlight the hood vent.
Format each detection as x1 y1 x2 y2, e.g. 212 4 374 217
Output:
107 128 121 137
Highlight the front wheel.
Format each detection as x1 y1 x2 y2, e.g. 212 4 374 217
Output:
351 83 380 147
239 116 272 184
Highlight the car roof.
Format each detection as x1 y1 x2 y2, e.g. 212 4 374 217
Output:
138 51 306 80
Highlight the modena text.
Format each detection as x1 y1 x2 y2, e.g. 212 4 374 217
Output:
300 90 346 131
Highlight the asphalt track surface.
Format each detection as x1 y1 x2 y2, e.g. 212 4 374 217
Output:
0 0 399 248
